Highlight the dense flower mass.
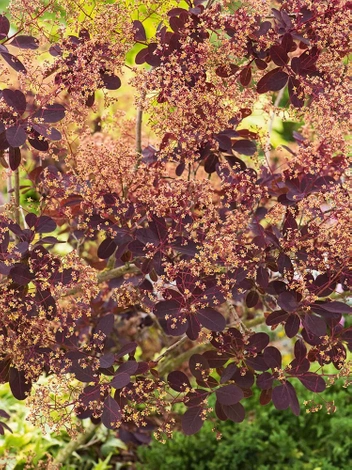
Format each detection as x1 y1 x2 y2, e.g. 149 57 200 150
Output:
0 0 351 446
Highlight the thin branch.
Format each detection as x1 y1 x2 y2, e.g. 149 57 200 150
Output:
226 301 249 334
53 421 98 465
63 264 140 297
14 167 20 226
155 335 188 363
136 105 143 156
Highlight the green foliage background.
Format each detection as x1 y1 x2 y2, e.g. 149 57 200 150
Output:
137 382 352 470
1 379 351 469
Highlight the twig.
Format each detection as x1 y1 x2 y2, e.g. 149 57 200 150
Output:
53 421 98 465
14 167 20 226
136 105 143 156
155 335 188 363
63 264 140 297
226 301 249 334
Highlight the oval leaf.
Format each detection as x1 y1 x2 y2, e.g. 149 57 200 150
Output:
101 396 121 429
2 89 26 115
6 126 27 147
0 52 26 73
216 384 244 405
222 402 245 423
182 406 204 435
33 103 65 123
0 15 10 39
9 368 31 400
168 371 191 392
298 373 326 392
9 35 39 50
196 308 226 332
98 237 117 259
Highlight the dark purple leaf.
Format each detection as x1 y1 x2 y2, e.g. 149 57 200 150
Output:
298 373 326 392
232 140 257 156
263 346 282 369
28 136 49 151
204 153 218 174
110 373 131 389
233 369 254 389
0 422 12 435
196 308 226 332
216 384 243 405
6 125 27 147
9 368 31 400
115 342 137 359
33 103 65 123
266 310 290 326
246 291 259 308
1 52 26 73
281 33 294 53
215 401 227 421
32 124 62 141
98 237 116 259
257 372 274 390
315 301 352 315
285 314 300 338
245 355 268 371
189 354 209 380
95 313 114 336
49 44 62 56
203 350 230 368
278 291 299 313
303 314 327 337
0 409 10 419
247 333 270 352
100 353 115 369
222 402 245 423
294 339 307 361
146 43 161 67
239 66 252 87
8 147 21 170
133 20 147 41
135 47 148 64
36 216 56 233
71 363 95 383
101 396 121 429
288 77 304 108
9 35 39 50
257 69 288 93
255 59 267 70
168 371 191 392
0 15 10 39
260 388 272 405
215 64 239 77
272 384 290 410
287 381 300 416
220 363 238 384
270 45 289 66
117 360 138 376
154 300 181 319
256 266 269 288
184 389 209 407
2 89 26 114
9 264 34 285
215 133 232 151
186 314 200 340
101 73 121 90
182 406 204 435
